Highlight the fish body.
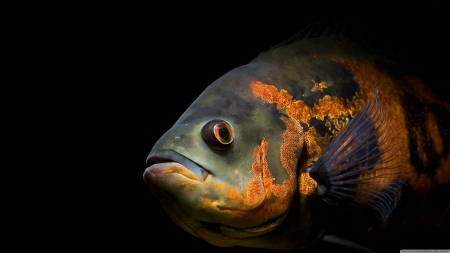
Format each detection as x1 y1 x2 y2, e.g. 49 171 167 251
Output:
144 23 450 251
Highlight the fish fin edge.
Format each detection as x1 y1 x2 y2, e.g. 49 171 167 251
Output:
322 235 375 253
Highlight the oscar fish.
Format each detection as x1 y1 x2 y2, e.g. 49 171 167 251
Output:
143 23 450 252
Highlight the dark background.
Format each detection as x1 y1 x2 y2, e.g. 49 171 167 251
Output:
37 6 448 252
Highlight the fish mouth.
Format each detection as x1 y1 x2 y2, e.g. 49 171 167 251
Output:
144 149 209 182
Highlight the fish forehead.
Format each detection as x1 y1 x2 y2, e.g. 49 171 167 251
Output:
177 36 370 124
247 37 364 97
175 70 264 125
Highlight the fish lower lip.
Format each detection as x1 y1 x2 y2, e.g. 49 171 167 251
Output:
145 149 209 181
146 162 201 181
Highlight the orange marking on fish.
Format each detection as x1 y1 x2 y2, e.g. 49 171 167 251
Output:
280 117 303 178
226 188 241 200
396 76 450 188
276 117 304 198
285 100 312 125
250 81 293 109
300 173 317 195
254 138 274 198
311 79 327 92
332 57 413 190
250 80 354 132
251 119 301 215
247 139 267 205
209 118 303 219
312 95 347 121
298 128 329 195
436 155 450 186
249 78 407 196
425 110 443 155
197 129 302 222
250 80 321 195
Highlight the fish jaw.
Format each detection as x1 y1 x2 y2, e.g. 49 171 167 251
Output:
143 150 291 248
143 149 211 222
143 148 268 228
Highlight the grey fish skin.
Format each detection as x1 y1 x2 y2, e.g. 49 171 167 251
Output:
144 23 450 251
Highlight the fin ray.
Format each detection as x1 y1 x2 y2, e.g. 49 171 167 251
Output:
308 88 404 220
322 235 376 253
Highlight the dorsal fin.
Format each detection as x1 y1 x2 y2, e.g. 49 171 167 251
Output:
266 19 360 52
265 19 416 68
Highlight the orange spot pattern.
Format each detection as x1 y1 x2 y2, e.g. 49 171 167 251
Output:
247 116 303 219
225 188 241 200
250 80 364 195
250 81 293 109
299 128 326 194
311 79 327 92
249 75 406 195
250 81 355 132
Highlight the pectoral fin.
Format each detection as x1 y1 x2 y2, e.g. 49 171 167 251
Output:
308 89 405 220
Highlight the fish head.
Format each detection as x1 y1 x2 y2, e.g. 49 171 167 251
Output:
143 69 305 247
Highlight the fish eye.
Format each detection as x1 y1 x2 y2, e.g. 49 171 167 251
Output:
201 120 234 150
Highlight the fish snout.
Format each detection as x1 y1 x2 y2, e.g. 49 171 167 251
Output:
144 149 209 184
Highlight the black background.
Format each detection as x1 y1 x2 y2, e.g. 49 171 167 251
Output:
40 5 449 252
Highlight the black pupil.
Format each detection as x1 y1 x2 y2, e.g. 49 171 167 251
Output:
218 126 230 141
